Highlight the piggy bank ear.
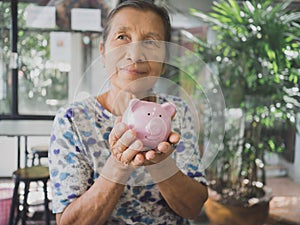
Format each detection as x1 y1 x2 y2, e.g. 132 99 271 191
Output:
162 102 176 118
128 99 141 112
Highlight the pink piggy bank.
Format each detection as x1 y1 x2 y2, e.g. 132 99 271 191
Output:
122 99 176 151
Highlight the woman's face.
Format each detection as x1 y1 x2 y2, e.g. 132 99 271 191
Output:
100 7 166 97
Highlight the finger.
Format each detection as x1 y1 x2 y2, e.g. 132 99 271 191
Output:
145 150 157 161
114 116 122 124
131 153 145 166
111 143 125 159
111 130 136 159
109 121 127 146
157 142 173 154
168 131 180 144
117 129 136 150
121 140 143 164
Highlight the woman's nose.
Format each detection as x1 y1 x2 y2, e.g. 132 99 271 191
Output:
126 43 146 63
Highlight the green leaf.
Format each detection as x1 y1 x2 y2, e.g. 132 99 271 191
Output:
283 12 300 23
268 140 275 151
279 0 294 12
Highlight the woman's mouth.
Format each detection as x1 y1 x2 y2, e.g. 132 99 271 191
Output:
119 66 147 75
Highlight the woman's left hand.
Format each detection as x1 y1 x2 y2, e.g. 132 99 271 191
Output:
140 131 180 165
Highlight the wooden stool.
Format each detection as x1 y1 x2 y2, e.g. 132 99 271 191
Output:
31 145 49 166
9 166 50 225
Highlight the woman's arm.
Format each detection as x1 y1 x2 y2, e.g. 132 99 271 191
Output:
155 170 208 219
52 116 144 225
56 172 125 225
145 132 208 219
153 98 208 218
145 148 208 219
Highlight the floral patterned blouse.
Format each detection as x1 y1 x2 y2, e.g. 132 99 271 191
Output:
49 94 207 225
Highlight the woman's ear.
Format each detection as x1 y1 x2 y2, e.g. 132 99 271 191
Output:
99 42 105 66
99 42 104 55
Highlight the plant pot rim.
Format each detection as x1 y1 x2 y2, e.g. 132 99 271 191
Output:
207 186 273 207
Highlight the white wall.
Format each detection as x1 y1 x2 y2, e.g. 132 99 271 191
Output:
0 136 50 177
281 113 300 183
293 124 300 183
69 34 108 101
68 33 84 102
0 137 17 177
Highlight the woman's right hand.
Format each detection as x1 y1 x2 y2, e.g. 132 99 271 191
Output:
109 117 145 166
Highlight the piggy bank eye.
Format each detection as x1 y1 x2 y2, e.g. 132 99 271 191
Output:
159 115 162 117
147 113 151 116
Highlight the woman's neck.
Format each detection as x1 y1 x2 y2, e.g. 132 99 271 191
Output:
141 94 157 102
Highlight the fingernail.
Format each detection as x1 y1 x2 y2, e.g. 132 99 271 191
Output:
132 141 141 149
157 143 164 151
117 123 125 130
125 131 133 139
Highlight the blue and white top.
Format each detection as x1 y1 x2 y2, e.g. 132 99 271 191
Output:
49 94 206 225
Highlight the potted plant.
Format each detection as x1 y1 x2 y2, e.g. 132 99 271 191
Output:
184 0 300 224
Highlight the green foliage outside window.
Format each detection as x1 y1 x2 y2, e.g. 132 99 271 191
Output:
0 2 68 116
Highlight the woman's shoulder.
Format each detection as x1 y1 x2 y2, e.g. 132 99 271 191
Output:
54 96 107 120
157 94 190 113
158 93 186 105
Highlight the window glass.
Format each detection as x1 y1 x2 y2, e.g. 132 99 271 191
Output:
0 2 11 115
0 0 115 117
0 1 69 116
18 29 69 115
18 2 68 115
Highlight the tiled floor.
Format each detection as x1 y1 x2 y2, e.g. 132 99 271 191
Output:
1 176 300 225
267 177 300 225
0 178 56 225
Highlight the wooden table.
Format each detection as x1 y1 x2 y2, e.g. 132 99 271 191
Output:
0 120 53 168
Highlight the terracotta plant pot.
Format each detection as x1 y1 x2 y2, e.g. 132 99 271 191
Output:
204 195 271 225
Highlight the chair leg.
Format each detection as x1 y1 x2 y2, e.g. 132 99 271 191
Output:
22 181 30 225
43 180 50 225
31 154 36 166
9 180 19 225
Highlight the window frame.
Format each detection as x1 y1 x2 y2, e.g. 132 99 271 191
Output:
0 0 66 120
0 0 107 120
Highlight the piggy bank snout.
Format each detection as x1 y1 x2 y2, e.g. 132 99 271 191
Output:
146 117 168 136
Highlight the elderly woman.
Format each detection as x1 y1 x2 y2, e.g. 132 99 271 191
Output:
49 1 208 224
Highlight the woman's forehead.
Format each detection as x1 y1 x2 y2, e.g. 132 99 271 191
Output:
108 7 165 37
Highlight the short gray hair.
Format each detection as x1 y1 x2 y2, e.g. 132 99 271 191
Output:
102 0 171 45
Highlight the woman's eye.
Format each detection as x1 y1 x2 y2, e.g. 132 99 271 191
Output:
145 40 154 44
144 40 160 48
145 40 155 45
117 35 126 40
